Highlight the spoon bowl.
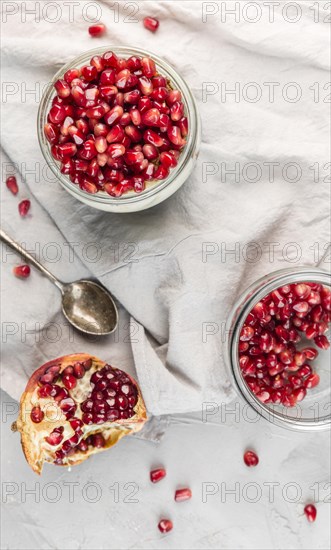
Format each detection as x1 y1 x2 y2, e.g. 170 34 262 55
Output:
62 280 118 335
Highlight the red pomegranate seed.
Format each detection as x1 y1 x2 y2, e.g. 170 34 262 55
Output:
62 373 77 390
167 125 182 146
304 504 317 522
142 108 160 126
304 373 320 389
167 90 182 105
150 468 166 483
314 335 330 349
64 68 80 84
143 16 159 32
139 76 153 95
58 143 77 158
175 488 192 502
158 519 173 534
13 265 30 279
88 23 106 37
144 129 163 147
18 199 31 217
302 347 318 360
160 151 178 168
6 175 19 195
31 406 44 423
54 79 70 98
293 387 306 402
178 117 188 137
243 450 259 467
130 109 142 126
45 427 64 446
48 104 66 124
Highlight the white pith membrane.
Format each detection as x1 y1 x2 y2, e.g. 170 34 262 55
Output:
14 354 147 474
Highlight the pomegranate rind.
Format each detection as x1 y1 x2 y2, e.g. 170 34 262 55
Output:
13 353 147 474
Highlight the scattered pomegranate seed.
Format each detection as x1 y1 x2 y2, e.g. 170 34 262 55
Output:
158 519 173 534
143 16 159 32
243 450 259 467
13 265 31 279
304 504 317 522
150 468 166 483
18 199 31 217
175 488 192 502
6 176 19 195
88 23 106 37
45 51 187 197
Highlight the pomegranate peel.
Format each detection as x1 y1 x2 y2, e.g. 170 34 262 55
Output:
12 353 147 474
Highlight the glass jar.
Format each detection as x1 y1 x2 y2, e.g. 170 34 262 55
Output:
225 267 331 431
37 46 201 213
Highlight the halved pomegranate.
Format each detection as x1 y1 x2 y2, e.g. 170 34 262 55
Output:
12 354 147 474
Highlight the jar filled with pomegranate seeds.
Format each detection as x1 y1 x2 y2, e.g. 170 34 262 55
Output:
225 267 331 431
38 46 200 213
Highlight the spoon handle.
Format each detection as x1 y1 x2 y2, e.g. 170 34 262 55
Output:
0 228 64 290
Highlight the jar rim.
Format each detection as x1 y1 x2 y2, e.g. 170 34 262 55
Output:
225 266 331 431
37 45 200 208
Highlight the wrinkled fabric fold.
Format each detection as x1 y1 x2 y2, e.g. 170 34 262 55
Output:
1 1 330 416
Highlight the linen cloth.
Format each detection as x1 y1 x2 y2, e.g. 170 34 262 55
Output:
1 1 330 416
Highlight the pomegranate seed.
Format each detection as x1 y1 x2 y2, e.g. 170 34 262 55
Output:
167 125 184 146
62 373 77 390
158 519 173 534
45 427 64 446
302 347 319 360
144 129 163 147
167 90 182 105
13 265 30 279
107 144 126 159
58 143 77 158
304 373 320 389
95 136 108 153
48 104 66 124
44 122 60 144
5 175 19 195
174 488 192 502
143 144 158 160
243 450 259 467
82 358 92 370
139 76 153 95
54 79 70 98
293 301 309 314
150 468 166 483
31 406 44 423
124 89 141 104
154 165 169 180
293 387 306 402
170 101 184 122
304 504 317 522
64 68 80 84
18 200 31 217
178 117 188 137
314 335 330 349
88 23 106 37
130 108 142 126
143 16 159 32
91 434 106 448
142 108 160 126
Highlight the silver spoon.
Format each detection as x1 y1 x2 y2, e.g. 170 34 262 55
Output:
0 228 118 336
